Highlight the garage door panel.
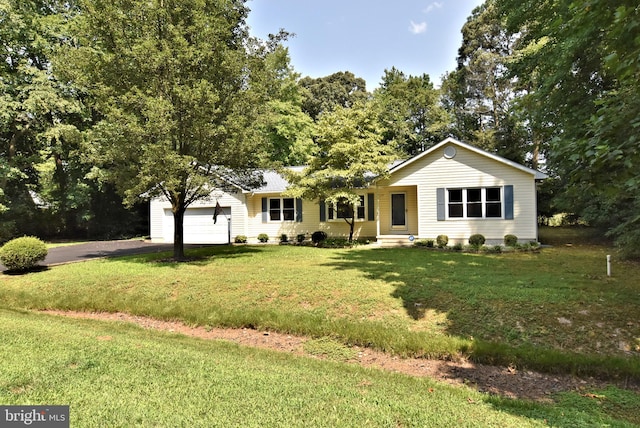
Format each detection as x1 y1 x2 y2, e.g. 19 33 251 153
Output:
163 207 231 244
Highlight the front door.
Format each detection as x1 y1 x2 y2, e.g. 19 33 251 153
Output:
391 193 406 229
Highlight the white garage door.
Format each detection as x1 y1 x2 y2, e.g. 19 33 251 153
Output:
163 207 231 244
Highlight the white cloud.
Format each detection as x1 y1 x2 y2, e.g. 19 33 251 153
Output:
423 2 443 14
409 20 428 35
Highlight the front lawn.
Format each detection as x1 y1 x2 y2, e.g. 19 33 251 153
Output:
2 309 638 427
1 241 639 379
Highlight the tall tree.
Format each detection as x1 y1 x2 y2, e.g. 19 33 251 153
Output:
441 0 530 164
496 0 640 257
261 99 315 166
59 0 281 259
285 101 394 242
374 67 451 156
258 45 315 166
298 71 369 120
0 0 86 241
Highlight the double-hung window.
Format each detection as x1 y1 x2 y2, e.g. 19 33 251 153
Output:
269 197 295 221
447 187 502 219
485 187 502 218
328 196 366 221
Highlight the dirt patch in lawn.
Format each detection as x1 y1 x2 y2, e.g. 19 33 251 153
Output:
42 310 638 402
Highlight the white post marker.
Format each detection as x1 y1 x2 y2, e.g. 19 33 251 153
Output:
607 255 611 277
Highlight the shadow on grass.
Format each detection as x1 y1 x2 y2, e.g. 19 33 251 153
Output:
485 386 640 428
103 244 266 268
324 247 518 333
323 246 640 380
1 265 50 276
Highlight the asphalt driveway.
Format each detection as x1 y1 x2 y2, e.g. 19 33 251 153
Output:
0 240 212 272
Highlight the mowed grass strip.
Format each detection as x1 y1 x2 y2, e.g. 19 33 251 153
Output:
2 309 638 427
0 309 531 427
1 241 639 378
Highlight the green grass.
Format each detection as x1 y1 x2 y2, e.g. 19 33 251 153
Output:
303 337 359 362
2 309 638 427
1 237 639 379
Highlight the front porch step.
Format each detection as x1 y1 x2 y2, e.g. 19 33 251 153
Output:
376 235 416 247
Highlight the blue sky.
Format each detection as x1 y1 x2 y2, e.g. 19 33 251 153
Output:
246 0 485 90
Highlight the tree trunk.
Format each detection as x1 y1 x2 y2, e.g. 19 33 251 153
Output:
2 126 23 190
53 152 75 236
347 216 355 242
531 133 540 171
172 205 186 260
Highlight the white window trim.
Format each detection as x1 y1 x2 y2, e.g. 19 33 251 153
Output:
268 197 296 222
446 187 503 220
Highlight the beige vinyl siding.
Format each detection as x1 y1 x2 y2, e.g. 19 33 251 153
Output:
246 193 377 242
246 194 303 242
376 186 419 236
381 144 539 243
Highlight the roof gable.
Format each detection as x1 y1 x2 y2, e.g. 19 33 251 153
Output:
223 139 547 194
389 137 548 180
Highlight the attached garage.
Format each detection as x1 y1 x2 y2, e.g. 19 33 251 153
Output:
162 207 231 244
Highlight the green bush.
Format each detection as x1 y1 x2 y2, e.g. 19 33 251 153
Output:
311 231 327 244
482 245 503 254
280 234 288 243
0 236 48 272
257 233 269 243
436 235 448 248
414 239 435 248
296 234 306 243
234 235 247 244
504 234 518 246
469 234 486 249
452 242 463 251
320 238 352 248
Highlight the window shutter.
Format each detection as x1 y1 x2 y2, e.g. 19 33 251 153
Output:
319 200 326 222
367 193 375 221
504 185 514 220
261 197 268 223
436 188 445 221
296 198 303 222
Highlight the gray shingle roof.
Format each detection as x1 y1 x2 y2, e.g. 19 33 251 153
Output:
251 166 305 194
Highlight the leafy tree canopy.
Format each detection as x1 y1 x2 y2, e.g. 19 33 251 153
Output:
374 67 451 156
440 0 531 165
285 100 395 241
298 71 369 120
496 0 640 257
258 45 315 166
58 0 285 258
0 0 87 240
